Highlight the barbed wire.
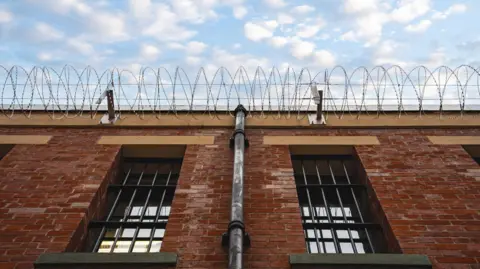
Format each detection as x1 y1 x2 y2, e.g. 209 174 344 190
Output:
0 65 479 120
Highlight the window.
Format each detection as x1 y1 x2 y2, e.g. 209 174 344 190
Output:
86 157 182 253
292 155 387 254
463 146 480 165
0 144 13 160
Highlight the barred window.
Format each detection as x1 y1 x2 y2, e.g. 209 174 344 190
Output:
463 146 480 165
86 157 182 253
292 155 387 254
0 145 13 160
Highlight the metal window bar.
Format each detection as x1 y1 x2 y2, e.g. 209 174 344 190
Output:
292 155 385 254
89 158 182 253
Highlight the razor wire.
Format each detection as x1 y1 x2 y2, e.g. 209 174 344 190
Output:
1 65 480 119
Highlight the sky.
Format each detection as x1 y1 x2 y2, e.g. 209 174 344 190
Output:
0 0 478 71
0 0 478 111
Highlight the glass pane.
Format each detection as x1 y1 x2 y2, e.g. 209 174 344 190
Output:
154 228 165 238
302 207 310 217
336 230 349 239
321 229 332 238
113 241 132 253
149 241 162 252
309 242 319 254
340 242 354 253
351 230 360 239
132 241 149 253
356 242 365 253
98 240 113 252
138 228 152 238
122 228 135 238
145 206 158 216
130 206 142 216
325 242 337 253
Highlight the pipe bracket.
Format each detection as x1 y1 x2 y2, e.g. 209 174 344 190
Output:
229 129 249 148
222 221 251 248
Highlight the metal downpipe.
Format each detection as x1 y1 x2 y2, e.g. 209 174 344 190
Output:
228 105 248 269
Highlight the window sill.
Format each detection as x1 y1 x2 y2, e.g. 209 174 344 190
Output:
34 253 177 268
289 253 432 269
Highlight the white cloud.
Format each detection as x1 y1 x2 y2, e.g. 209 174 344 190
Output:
340 12 389 45
233 5 247 19
130 0 152 19
170 0 218 24
269 36 288 48
37 0 92 15
318 33 330 40
33 0 127 43
290 40 315 60
86 11 129 42
390 0 431 24
344 0 381 14
186 41 208 54
432 4 467 20
263 0 286 9
277 13 294 24
372 39 409 67
167 42 185 49
292 5 315 14
142 3 197 41
186 56 202 65
424 48 447 68
0 9 13 24
233 43 242 49
165 41 208 54
140 44 160 60
376 39 399 56
67 38 94 55
296 19 326 39
341 0 390 45
314 50 336 68
32 22 64 42
208 48 269 75
244 21 278 42
405 19 432 33
37 52 53 61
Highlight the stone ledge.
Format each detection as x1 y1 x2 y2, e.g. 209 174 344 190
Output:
289 254 432 268
34 253 177 268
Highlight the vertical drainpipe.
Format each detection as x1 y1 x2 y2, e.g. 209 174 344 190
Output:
224 104 250 269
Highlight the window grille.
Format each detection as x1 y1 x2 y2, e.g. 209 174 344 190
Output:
291 155 387 254
86 157 182 253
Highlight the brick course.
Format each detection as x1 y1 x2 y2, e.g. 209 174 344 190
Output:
0 127 479 269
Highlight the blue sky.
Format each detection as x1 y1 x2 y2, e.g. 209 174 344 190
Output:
0 0 478 72
0 0 478 112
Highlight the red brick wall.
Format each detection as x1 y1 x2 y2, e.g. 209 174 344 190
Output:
0 130 121 269
0 127 479 269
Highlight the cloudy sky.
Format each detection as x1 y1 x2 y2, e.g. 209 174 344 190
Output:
0 0 477 72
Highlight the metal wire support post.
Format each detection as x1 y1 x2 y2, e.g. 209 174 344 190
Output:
308 83 326 125
223 104 250 269
99 81 118 124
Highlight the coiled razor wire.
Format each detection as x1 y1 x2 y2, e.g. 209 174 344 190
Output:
1 65 480 120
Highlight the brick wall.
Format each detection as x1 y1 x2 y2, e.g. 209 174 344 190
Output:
0 127 479 269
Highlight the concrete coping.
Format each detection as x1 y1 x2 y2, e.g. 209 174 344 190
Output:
34 253 177 268
289 254 432 268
